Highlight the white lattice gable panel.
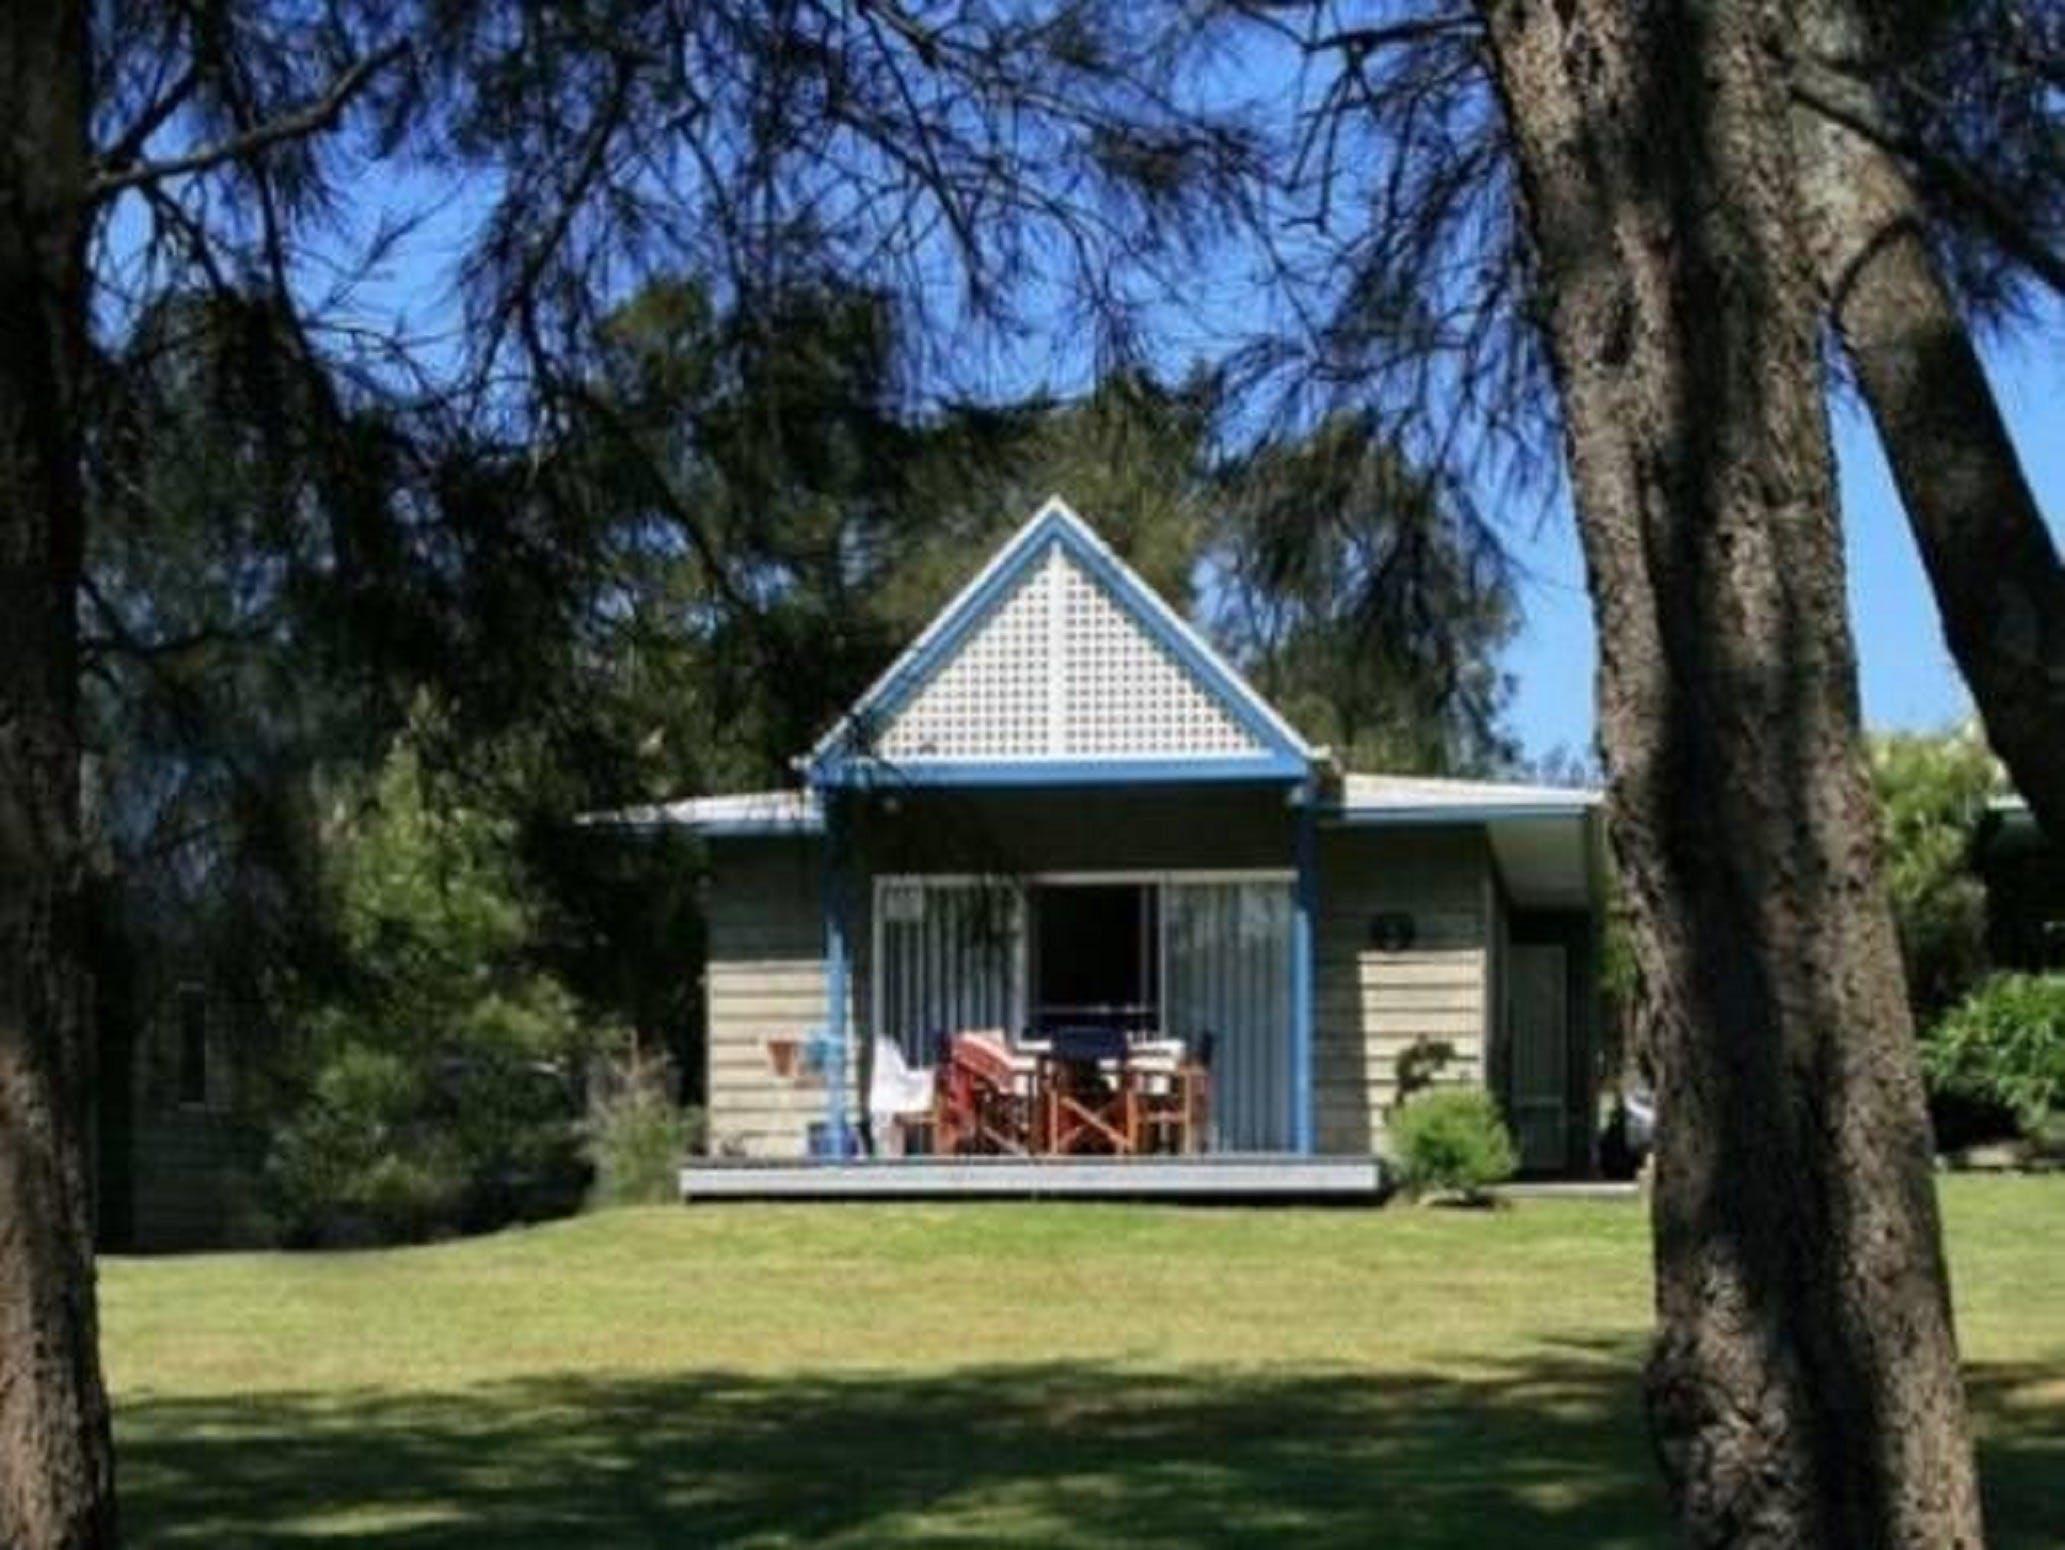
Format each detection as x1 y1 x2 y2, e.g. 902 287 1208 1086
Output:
874 549 1054 760
1056 551 1254 756
875 545 1261 761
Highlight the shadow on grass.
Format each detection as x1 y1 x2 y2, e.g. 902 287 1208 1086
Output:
115 1348 2061 1548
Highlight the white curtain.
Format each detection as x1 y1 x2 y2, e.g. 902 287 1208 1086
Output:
1163 881 1295 1152
875 881 1023 1065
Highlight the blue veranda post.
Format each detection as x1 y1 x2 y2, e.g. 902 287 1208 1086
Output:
1292 779 1318 1155
818 783 855 1158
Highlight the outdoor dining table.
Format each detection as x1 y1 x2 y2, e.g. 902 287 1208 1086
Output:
1036 1026 1143 1154
935 1027 1201 1156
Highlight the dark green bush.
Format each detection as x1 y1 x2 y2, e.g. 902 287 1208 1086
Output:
267 1042 590 1245
1386 1088 1518 1202
265 744 604 1245
267 1047 466 1244
1923 973 2065 1135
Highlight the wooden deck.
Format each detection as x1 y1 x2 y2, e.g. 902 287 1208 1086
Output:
679 1154 1385 1203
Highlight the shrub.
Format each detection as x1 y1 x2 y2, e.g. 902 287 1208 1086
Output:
1386 1088 1518 1202
1870 729 1999 1022
1922 973 2065 1134
266 1047 468 1244
587 1070 702 1207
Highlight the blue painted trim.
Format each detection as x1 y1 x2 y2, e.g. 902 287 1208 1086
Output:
662 791 1593 835
813 506 1310 778
823 538 1052 765
814 753 1308 790
1291 786 1318 1156
819 787 855 1160
670 795 1593 833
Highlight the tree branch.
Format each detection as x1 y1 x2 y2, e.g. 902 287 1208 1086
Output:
86 41 407 202
1306 15 1480 56
853 0 944 69
98 62 202 174
1792 70 2065 301
78 574 270 666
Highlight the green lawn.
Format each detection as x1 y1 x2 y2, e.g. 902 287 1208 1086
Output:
103 1177 2065 1547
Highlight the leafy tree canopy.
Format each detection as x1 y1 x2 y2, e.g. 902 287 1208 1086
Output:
1214 413 1518 775
1870 725 2005 1024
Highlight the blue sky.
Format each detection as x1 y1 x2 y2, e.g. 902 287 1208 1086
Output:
1495 330 2065 763
221 126 2061 774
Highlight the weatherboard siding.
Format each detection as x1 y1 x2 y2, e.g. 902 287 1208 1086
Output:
704 838 838 1159
702 817 1498 1161
1312 827 1491 1155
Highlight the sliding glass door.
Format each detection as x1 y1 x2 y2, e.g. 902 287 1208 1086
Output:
1162 880 1296 1152
874 880 1024 1066
873 873 1296 1151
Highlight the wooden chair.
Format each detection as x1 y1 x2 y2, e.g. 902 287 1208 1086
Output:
1039 1026 1137 1155
1135 1032 1213 1155
935 1032 1038 1155
932 1044 978 1156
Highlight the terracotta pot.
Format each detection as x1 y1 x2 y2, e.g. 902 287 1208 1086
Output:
767 1037 800 1079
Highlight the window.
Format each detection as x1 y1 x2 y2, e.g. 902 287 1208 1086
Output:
176 984 208 1107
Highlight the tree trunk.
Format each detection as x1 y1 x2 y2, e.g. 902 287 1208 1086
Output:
0 0 118 1545
1475 0 1984 1543
1790 0 2065 843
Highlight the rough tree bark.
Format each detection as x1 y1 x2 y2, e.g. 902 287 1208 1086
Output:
1791 0 2065 843
1475 0 1984 1543
0 0 118 1546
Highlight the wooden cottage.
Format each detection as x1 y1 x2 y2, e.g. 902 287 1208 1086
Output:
645 498 1606 1196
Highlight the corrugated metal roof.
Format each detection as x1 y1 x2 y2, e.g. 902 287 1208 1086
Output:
584 790 822 835
1330 773 1600 821
607 771 1601 836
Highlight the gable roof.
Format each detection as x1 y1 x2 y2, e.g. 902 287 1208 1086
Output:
805 496 1314 786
